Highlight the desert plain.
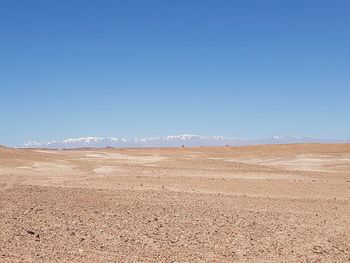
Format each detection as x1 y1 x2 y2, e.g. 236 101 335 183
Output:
0 144 350 262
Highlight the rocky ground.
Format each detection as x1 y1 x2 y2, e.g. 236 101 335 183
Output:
0 144 350 262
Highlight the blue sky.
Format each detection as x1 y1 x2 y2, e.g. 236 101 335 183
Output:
1 0 349 146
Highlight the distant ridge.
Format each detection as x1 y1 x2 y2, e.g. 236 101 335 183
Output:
22 134 350 149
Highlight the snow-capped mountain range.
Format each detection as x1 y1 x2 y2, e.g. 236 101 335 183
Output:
22 134 349 149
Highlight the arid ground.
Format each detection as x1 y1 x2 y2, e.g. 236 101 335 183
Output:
1 144 350 262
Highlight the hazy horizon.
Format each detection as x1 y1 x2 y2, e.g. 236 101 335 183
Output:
2 132 350 148
16 133 350 149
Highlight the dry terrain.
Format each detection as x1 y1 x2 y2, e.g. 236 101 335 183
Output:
1 144 350 262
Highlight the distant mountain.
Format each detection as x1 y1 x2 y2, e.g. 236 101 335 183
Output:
22 134 349 149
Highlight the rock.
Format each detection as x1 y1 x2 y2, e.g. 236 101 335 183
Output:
26 230 35 235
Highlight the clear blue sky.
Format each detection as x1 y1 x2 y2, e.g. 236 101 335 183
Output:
1 0 349 146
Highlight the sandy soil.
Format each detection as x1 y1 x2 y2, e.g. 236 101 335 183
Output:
0 144 350 262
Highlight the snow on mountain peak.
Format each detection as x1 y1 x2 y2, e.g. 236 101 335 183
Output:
22 134 347 149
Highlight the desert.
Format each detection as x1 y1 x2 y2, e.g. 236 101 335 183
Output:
1 144 350 262
2 1 350 262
